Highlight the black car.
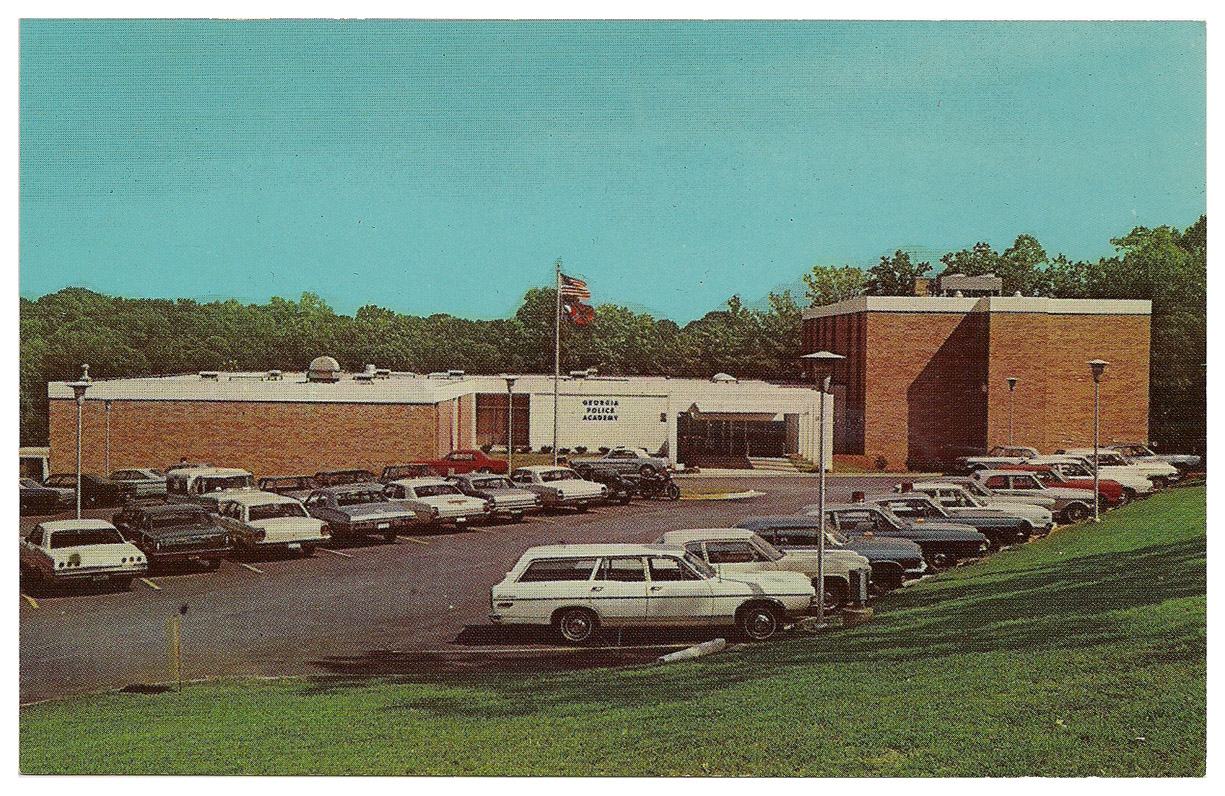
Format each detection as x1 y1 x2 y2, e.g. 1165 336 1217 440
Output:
314 469 380 487
810 504 989 569
864 493 1034 547
44 473 137 508
581 468 635 505
257 475 320 502
112 503 232 570
19 479 60 515
380 464 442 482
736 514 928 591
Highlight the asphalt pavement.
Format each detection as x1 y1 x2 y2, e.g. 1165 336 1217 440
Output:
19 474 914 703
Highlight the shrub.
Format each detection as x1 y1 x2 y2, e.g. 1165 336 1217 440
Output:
573 446 588 454
558 447 571 455
540 446 552 454
598 446 610 454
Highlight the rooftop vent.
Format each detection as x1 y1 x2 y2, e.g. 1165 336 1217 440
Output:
352 371 374 382
447 369 465 379
199 371 220 380
711 373 738 383
307 356 342 383
569 370 589 378
374 368 391 379
266 370 283 381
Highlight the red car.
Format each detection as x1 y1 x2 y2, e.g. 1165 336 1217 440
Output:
427 450 508 476
998 464 1125 507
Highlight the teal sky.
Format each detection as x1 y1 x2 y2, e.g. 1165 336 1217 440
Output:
20 20 1206 322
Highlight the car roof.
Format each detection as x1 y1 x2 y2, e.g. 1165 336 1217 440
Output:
736 515 825 528
974 469 1038 478
515 465 573 473
314 483 384 495
518 543 683 559
170 467 252 478
658 528 756 543
220 490 298 506
909 481 966 490
129 502 208 514
388 477 452 488
38 518 120 532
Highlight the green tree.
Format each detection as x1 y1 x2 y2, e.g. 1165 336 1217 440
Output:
802 264 865 307
865 250 931 295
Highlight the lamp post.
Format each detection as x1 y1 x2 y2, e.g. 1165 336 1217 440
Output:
1088 360 1110 523
104 400 112 476
1006 377 1018 446
66 365 93 520
801 350 845 627
504 376 517 472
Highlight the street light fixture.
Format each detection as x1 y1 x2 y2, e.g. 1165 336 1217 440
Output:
1006 377 1018 446
801 350 845 628
66 365 93 520
504 376 517 472
1088 360 1110 523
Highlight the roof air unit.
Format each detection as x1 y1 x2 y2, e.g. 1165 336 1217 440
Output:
199 371 220 380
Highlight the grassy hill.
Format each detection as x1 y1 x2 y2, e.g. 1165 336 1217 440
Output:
20 485 1206 776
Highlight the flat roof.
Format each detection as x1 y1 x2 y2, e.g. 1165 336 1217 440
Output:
802 295 1152 320
49 370 825 412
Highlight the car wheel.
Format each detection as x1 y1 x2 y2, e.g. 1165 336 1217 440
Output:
737 603 781 642
115 577 134 591
1119 489 1134 506
510 512 524 523
1150 476 1168 489
618 494 632 506
1062 502 1090 524
574 504 588 513
929 551 952 568
665 483 681 501
556 608 599 644
639 464 658 477
1014 523 1033 544
204 558 222 571
301 545 316 557
384 532 397 543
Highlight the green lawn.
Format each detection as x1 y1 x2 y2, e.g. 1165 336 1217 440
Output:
21 485 1206 776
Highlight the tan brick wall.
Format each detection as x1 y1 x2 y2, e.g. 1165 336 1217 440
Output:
986 313 1150 452
49 399 443 478
863 311 988 469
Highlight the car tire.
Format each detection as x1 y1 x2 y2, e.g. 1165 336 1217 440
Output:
929 550 952 568
301 545 316 557
574 504 588 513
737 603 781 642
665 483 681 501
510 512 524 523
1150 476 1168 489
618 494 632 506
204 557 223 571
555 607 599 644
384 533 397 543
1062 502 1090 524
115 577 134 591
1014 523 1033 544
1119 489 1135 506
639 464 658 478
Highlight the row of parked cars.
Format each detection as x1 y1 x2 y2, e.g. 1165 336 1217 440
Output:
488 446 1197 644
18 450 680 592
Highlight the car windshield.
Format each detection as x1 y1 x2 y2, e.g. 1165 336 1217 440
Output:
681 551 715 579
871 507 904 529
151 512 211 529
540 470 578 482
747 536 785 562
50 528 125 548
826 530 850 546
20 478 40 488
249 503 309 521
199 475 254 492
472 477 512 490
336 490 384 506
415 484 461 498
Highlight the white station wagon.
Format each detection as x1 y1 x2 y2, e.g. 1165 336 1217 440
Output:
383 477 492 526
216 491 330 555
20 519 147 589
509 466 606 511
490 543 815 643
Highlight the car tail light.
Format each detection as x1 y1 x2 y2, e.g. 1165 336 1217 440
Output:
431 506 440 518
321 526 331 537
255 529 266 542
484 501 494 512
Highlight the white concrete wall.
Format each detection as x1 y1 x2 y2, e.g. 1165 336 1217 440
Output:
528 392 670 452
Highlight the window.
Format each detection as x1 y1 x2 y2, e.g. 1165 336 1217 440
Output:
415 484 461 498
336 490 383 506
683 542 705 558
610 450 631 459
985 476 1009 489
518 558 597 582
449 452 473 461
50 528 126 548
385 485 406 500
472 477 512 490
47 475 73 488
648 556 703 581
249 503 308 521
27 527 44 546
112 471 136 480
541 469 578 482
596 557 646 582
1011 475 1039 489
511 470 531 483
704 541 756 564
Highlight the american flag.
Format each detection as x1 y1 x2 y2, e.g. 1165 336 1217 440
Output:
558 273 590 300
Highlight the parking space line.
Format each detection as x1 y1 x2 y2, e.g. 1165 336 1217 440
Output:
319 547 353 559
20 593 37 609
403 537 430 545
238 562 264 574
139 577 161 590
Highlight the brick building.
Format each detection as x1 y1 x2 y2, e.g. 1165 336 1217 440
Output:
801 296 1151 469
46 368 833 477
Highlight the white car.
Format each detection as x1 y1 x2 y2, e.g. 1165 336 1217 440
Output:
658 528 872 608
509 466 606 512
166 467 258 509
490 544 815 642
907 482 1054 530
20 519 147 589
971 470 1097 524
956 445 1039 472
383 477 492 526
1055 448 1179 488
216 491 330 555
950 476 1057 511
1027 456 1155 498
109 468 168 498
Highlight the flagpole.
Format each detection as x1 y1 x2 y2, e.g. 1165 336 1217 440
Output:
553 258 561 466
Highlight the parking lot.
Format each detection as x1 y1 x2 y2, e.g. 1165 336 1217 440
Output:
20 473 914 704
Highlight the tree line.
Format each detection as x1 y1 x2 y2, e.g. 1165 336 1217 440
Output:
20 216 1205 454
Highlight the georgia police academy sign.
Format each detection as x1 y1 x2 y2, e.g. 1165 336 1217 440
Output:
581 398 619 422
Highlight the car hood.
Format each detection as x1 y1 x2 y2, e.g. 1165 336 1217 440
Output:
548 481 604 497
1039 486 1097 500
934 509 1025 526
142 525 227 541
719 569 814 594
887 522 987 542
780 549 870 571
830 535 924 558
